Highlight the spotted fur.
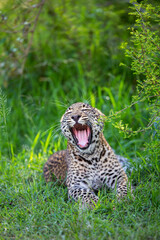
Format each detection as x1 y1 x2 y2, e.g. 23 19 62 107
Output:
43 102 132 207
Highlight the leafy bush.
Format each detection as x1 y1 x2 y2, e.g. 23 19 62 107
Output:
107 1 160 138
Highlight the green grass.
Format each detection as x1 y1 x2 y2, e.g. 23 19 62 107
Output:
0 140 160 240
0 0 160 239
0 97 160 239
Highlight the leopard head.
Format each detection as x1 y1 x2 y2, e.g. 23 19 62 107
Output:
61 102 105 154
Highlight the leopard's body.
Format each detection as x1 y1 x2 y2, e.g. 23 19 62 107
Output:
43 102 132 206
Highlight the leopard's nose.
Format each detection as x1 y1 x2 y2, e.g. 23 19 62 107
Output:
71 115 81 123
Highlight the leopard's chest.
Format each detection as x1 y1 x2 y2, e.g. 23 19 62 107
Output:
68 144 112 190
72 156 106 190
76 166 104 191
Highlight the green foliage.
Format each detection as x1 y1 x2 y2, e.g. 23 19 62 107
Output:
0 0 137 151
127 2 160 106
0 0 132 88
113 1 160 136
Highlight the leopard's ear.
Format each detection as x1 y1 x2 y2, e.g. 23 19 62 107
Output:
94 108 106 123
95 108 105 117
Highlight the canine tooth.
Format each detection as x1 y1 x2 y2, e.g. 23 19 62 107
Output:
87 127 90 137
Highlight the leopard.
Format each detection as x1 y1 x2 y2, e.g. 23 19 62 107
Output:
43 102 133 207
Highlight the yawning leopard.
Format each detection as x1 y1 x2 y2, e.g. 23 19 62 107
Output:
43 102 132 207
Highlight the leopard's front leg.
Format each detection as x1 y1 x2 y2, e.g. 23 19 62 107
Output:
104 158 131 198
68 184 99 207
66 170 99 207
116 175 129 197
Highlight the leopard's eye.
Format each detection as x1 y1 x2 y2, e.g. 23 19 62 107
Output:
81 109 88 112
66 110 72 114
66 107 73 113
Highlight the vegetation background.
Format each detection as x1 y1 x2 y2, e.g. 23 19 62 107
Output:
0 0 160 239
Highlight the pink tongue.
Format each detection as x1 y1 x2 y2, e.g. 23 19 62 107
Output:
74 128 89 148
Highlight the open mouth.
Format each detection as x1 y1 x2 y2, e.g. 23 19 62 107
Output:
70 123 92 149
